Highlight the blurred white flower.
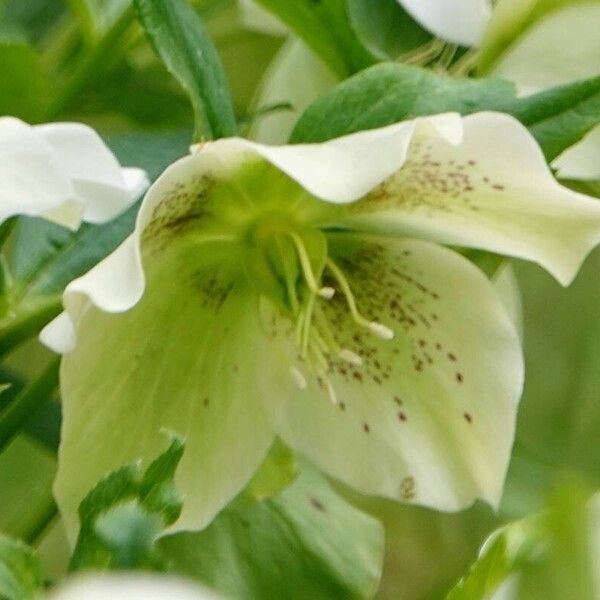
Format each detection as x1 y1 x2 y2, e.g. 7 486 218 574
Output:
0 117 148 229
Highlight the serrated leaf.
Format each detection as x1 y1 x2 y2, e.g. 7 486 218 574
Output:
158 463 384 600
0 535 42 600
134 0 237 140
69 436 184 572
290 63 600 161
253 0 376 78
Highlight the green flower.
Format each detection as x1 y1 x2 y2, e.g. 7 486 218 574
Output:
42 112 600 540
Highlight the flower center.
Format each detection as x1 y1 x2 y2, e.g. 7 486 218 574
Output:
244 217 394 403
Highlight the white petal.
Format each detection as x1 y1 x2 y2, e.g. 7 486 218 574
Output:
265 236 522 511
0 117 81 228
335 112 600 286
552 125 600 182
0 117 148 228
398 0 492 47
489 4 600 95
35 122 149 223
51 574 219 600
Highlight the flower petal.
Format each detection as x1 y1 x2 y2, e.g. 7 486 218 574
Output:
249 38 337 145
265 235 522 511
0 117 148 228
398 0 492 47
333 112 600 286
489 4 600 95
53 242 275 542
35 122 149 223
51 574 219 600
552 124 600 182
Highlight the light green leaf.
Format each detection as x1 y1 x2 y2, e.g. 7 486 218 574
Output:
134 0 237 140
0 39 46 122
70 436 184 571
252 0 376 77
448 488 598 600
346 0 430 59
0 535 42 600
290 62 600 160
158 463 384 600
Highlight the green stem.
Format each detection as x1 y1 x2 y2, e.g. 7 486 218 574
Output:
46 4 136 119
0 298 63 361
0 359 60 455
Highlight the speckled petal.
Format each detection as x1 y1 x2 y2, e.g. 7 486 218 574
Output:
53 240 276 543
264 235 522 511
334 112 600 286
398 0 492 46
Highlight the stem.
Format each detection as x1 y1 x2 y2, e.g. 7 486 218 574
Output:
46 4 136 119
0 297 63 361
0 359 60 455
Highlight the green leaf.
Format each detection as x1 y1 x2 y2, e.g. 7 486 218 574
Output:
290 63 600 161
70 436 184 571
134 0 237 140
448 487 597 600
0 535 42 600
346 0 430 59
0 39 46 122
158 463 384 600
253 0 376 78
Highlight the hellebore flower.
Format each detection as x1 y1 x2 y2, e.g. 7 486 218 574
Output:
42 112 600 539
0 117 148 228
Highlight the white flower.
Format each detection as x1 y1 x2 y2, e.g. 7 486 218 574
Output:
397 0 493 47
49 574 219 600
0 117 148 229
41 112 600 541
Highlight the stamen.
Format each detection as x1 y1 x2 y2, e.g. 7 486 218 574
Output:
326 258 395 340
288 232 326 297
323 376 339 406
339 349 363 366
290 366 307 390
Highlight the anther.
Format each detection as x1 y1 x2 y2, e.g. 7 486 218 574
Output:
368 322 395 340
318 287 335 299
290 366 307 390
339 349 363 366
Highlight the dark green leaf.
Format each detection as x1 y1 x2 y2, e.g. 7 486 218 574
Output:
0 535 42 600
70 436 184 571
134 0 237 140
253 0 376 78
291 63 600 161
159 463 384 600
